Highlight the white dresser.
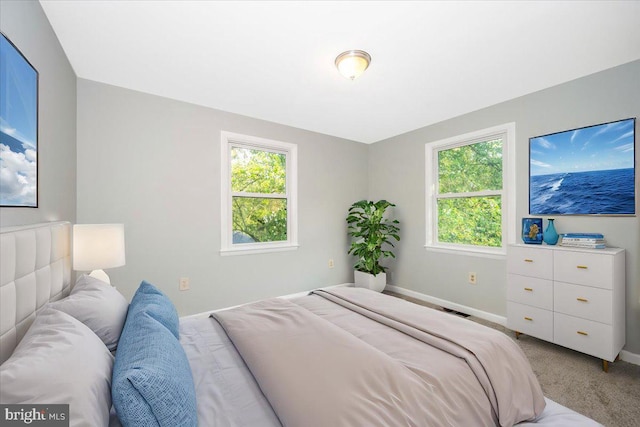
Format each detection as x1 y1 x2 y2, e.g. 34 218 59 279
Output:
507 244 625 371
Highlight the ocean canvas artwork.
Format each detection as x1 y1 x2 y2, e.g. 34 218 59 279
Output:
0 33 38 207
530 118 635 215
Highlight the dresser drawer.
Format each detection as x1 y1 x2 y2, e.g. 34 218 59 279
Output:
507 274 553 310
554 313 614 361
507 302 553 342
553 251 614 289
554 282 612 324
507 246 553 280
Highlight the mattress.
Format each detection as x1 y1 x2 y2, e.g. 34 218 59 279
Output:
179 289 602 426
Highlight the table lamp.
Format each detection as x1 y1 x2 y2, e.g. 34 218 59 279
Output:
73 224 126 285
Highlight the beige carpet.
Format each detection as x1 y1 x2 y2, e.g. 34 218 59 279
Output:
384 291 640 427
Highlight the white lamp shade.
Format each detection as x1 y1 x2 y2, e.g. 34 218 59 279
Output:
335 50 371 80
73 224 126 271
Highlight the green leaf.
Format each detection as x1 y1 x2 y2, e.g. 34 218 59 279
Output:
345 199 400 274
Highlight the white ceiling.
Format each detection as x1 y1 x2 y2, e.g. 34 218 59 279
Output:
40 1 640 144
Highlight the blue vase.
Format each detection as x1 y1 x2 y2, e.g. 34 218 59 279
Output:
543 219 559 245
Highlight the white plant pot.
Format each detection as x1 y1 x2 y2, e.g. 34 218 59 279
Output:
354 270 387 292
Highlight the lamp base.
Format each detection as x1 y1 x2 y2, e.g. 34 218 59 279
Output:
89 269 111 285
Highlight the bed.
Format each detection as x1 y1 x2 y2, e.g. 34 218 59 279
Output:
0 222 602 426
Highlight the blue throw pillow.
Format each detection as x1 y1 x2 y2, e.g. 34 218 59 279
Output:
112 309 197 427
128 281 179 338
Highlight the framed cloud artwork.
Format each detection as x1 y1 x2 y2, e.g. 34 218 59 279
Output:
0 32 38 207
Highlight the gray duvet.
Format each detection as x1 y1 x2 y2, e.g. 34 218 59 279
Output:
213 287 545 427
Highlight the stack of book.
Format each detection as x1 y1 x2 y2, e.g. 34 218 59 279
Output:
560 233 605 249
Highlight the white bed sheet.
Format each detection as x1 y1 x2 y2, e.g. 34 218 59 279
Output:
179 310 602 427
180 316 281 427
519 398 602 426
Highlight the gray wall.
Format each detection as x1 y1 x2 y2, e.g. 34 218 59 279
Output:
369 60 640 354
76 79 368 315
4 0 639 355
0 0 76 226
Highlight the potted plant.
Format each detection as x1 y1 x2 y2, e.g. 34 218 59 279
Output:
346 200 400 292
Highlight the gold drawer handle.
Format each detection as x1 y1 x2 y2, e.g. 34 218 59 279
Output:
524 317 533 321
524 259 534 263
577 297 588 302
577 331 589 336
576 265 588 269
524 287 533 292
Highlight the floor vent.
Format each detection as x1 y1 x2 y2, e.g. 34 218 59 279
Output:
442 307 471 318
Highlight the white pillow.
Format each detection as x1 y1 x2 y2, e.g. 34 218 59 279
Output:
0 307 114 427
49 274 129 351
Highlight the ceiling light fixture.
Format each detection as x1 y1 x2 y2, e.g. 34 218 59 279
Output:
335 50 371 80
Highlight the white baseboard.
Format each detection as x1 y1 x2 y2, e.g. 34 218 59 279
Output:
385 285 640 367
385 285 507 326
620 349 640 366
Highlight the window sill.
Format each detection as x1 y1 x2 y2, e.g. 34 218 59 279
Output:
220 243 299 256
424 244 505 260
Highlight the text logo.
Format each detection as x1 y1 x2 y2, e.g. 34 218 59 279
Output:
1 405 69 426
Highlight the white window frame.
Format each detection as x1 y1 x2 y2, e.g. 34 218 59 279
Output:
425 123 516 258
220 131 298 255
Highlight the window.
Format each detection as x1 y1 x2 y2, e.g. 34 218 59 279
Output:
221 132 298 255
425 123 515 256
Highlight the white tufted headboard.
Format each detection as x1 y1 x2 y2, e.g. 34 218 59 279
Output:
0 221 72 364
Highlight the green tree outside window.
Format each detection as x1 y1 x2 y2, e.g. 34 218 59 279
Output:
436 139 503 247
231 146 288 243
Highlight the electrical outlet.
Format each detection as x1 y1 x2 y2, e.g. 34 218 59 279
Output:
468 272 477 285
328 259 334 268
179 277 190 291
